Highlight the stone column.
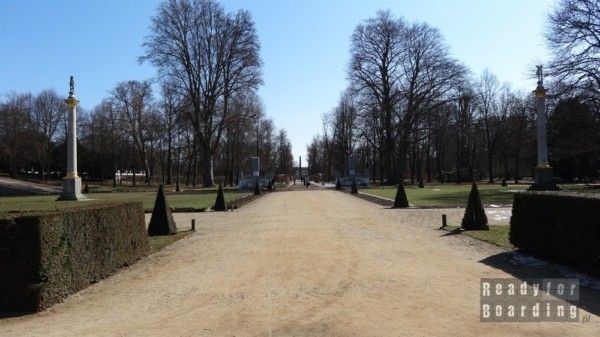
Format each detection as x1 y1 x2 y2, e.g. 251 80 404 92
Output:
529 66 558 191
535 84 549 166
57 76 87 200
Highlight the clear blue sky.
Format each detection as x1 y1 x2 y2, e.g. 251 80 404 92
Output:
0 0 555 161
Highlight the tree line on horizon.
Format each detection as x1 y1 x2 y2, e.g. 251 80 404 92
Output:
307 0 600 185
0 0 294 187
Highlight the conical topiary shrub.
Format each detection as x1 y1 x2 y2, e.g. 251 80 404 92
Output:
350 179 358 194
254 181 261 195
393 183 409 208
148 184 177 236
461 183 488 230
335 178 342 190
213 184 226 211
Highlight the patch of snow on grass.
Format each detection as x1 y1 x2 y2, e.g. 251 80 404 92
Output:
486 210 512 221
511 252 547 268
511 252 600 290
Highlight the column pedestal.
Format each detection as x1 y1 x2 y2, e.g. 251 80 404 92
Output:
57 176 87 201
529 165 559 191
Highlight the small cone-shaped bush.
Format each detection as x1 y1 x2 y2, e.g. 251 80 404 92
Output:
350 179 358 194
501 177 507 186
83 181 90 194
393 183 409 208
461 183 489 230
418 180 424 188
254 181 261 195
148 184 177 236
267 179 273 191
213 184 226 211
335 178 342 190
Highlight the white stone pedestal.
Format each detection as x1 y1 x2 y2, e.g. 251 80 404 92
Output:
57 176 87 201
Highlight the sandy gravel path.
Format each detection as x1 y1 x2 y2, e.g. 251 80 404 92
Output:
1 190 599 336
0 177 60 195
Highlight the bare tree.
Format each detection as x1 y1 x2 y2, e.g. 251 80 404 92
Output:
0 93 34 177
349 10 404 183
476 70 507 183
111 80 154 185
160 83 182 185
324 92 358 175
350 12 465 184
276 129 293 179
394 22 466 183
547 0 600 97
141 0 262 187
32 89 64 180
506 93 534 183
454 86 477 182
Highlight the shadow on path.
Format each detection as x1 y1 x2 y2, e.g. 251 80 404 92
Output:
480 251 600 317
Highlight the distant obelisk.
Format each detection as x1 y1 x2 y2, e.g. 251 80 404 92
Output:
529 65 558 191
57 76 87 200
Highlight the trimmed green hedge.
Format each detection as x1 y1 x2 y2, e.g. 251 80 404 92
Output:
509 192 600 276
0 202 148 313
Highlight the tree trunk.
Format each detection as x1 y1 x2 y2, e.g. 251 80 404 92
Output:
201 148 214 187
514 154 520 184
192 151 198 187
112 162 117 188
487 151 494 183
426 138 432 183
166 135 172 185
131 146 136 187
160 150 165 185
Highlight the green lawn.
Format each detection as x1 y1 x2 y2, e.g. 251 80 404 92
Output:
361 183 600 207
445 225 513 250
0 190 250 214
148 231 193 254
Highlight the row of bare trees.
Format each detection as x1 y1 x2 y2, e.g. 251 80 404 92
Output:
0 0 295 187
0 90 65 179
308 1 600 185
85 79 293 187
0 81 294 187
